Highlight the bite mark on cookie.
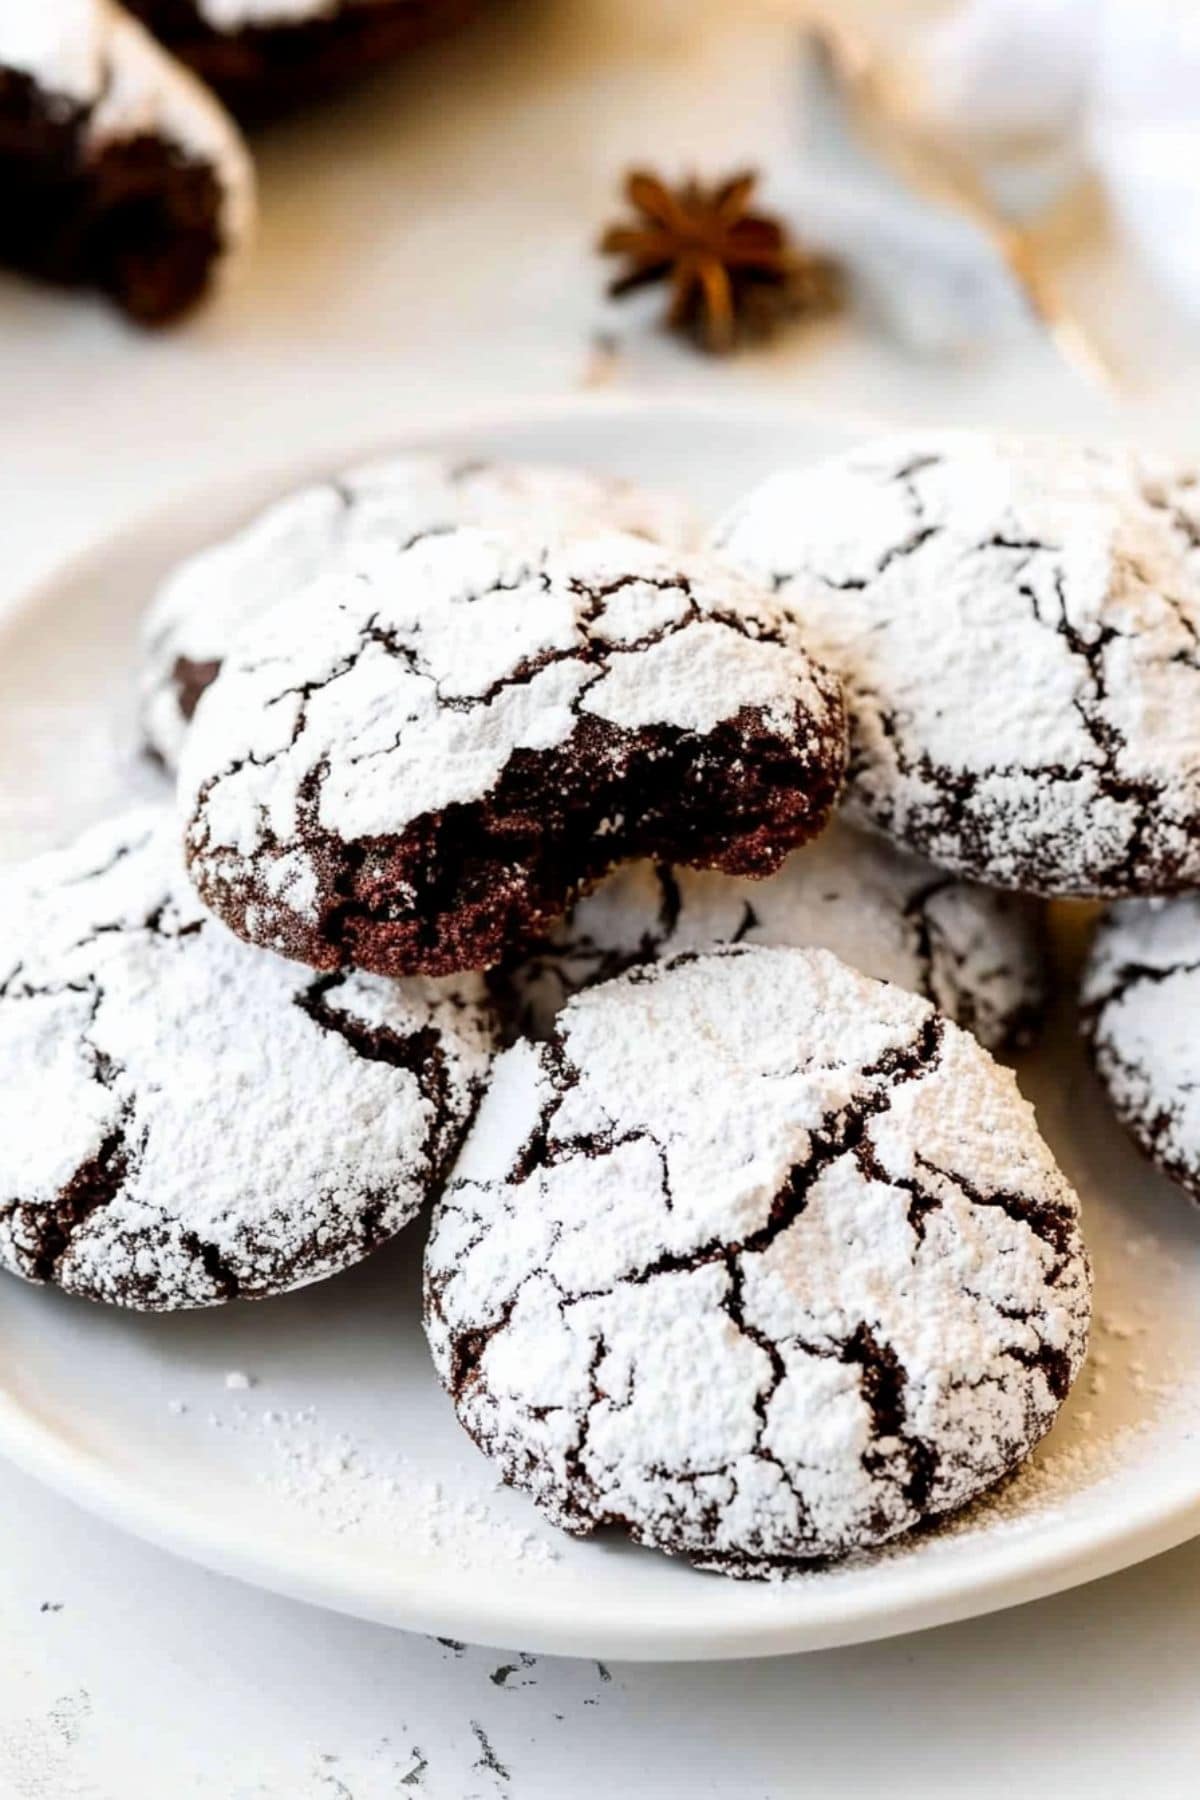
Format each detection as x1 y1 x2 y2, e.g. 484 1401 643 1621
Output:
180 531 847 977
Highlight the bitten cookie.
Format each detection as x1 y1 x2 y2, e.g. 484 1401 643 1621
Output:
126 0 480 118
0 808 496 1310
500 817 1046 1052
425 946 1091 1575
711 433 1200 898
1082 897 1200 1202
0 0 254 324
180 529 847 978
140 454 698 769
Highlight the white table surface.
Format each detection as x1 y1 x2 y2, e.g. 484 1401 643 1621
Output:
2 2 1199 1793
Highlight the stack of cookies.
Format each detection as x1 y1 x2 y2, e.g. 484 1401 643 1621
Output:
28 426 1200 1579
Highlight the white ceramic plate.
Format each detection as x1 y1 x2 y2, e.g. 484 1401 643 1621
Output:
2 396 1200 1662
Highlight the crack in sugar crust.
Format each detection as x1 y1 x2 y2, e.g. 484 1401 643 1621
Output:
710 433 1200 898
179 529 847 979
139 455 698 768
0 0 254 317
1081 896 1200 1202
497 817 1046 1052
0 808 497 1311
424 946 1091 1575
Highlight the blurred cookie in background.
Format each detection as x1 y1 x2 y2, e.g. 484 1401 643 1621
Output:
125 0 483 118
0 0 254 323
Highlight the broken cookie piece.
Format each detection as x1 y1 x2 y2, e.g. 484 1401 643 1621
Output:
425 945 1091 1574
0 808 497 1310
179 528 847 978
711 433 1200 898
0 0 253 324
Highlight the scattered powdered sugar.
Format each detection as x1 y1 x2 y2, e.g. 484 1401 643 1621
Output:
139 455 697 768
190 1394 563 1567
501 816 1046 1052
426 945 1092 1574
145 1223 1185 1596
0 808 498 1310
710 432 1200 897
0 0 254 256
1081 895 1200 1200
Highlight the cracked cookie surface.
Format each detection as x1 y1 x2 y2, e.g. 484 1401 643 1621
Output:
180 528 847 978
711 432 1200 897
498 817 1046 1052
140 455 697 769
424 945 1091 1575
0 808 497 1310
1082 897 1200 1202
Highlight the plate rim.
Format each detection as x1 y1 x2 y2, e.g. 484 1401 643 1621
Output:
4 1368 1200 1662
0 388 893 630
3 389 1198 1661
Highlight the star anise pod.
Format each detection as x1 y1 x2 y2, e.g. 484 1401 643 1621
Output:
599 169 842 354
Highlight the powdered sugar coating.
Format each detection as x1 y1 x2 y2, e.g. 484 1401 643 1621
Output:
180 528 846 977
140 456 697 768
0 809 497 1310
711 433 1200 897
195 0 390 25
425 946 1091 1574
1082 897 1200 1202
0 0 254 257
501 818 1046 1052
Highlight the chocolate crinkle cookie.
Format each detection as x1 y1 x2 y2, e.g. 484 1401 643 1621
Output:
0 808 497 1311
140 455 698 770
124 0 481 118
1082 897 1200 1203
425 946 1091 1574
711 432 1200 898
0 0 254 324
499 816 1046 1053
179 528 847 979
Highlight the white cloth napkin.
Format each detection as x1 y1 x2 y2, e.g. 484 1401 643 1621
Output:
916 0 1200 313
